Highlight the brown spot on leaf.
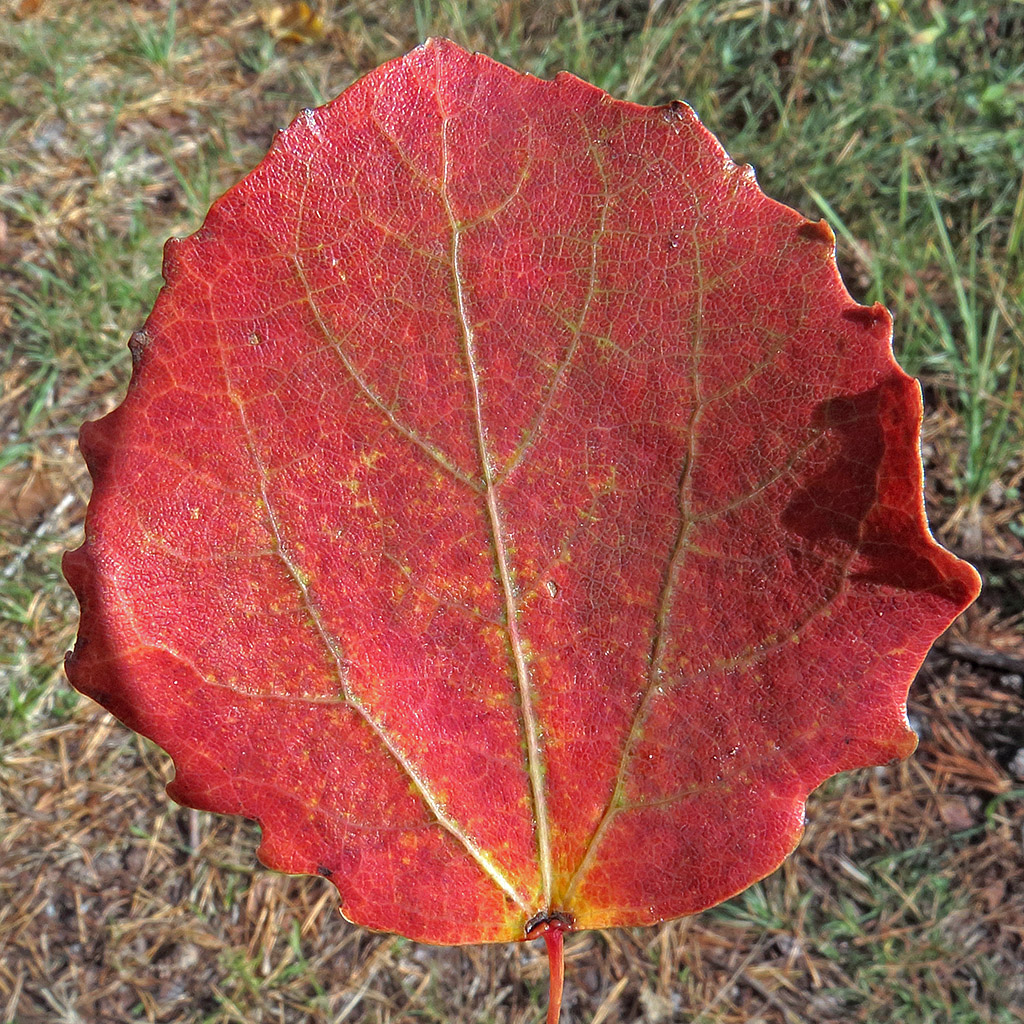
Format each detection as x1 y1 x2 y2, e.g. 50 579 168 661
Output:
660 100 690 126
797 219 833 246
841 304 887 331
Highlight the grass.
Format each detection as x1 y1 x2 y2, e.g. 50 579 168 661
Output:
1 1 1022 1022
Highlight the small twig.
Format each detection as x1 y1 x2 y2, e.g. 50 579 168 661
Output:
940 641 1024 676
962 553 1024 573
331 938 398 1024
739 971 804 1024
691 939 769 1024
2 492 77 580
589 975 629 1024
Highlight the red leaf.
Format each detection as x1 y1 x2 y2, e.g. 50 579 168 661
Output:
65 38 979 957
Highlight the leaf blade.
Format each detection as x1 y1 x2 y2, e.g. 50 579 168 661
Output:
65 39 980 945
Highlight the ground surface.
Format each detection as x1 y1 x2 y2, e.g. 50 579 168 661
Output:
1 2 1022 1022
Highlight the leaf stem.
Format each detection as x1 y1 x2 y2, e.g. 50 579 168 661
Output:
543 926 565 1024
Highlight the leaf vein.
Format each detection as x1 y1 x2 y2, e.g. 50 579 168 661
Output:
437 80 553 913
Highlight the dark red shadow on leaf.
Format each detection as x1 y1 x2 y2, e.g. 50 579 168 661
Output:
782 374 977 604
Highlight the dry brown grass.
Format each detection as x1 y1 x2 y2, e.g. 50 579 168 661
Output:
2 1 1022 1022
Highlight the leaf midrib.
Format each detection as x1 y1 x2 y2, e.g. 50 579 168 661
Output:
438 101 555 913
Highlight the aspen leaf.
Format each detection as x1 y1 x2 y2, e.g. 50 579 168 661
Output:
65 39 980 1022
